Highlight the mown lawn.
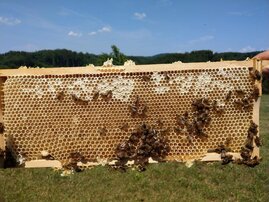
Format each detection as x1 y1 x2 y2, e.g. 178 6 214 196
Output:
0 95 269 202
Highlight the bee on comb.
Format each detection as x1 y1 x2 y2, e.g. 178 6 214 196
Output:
142 74 151 82
56 91 65 101
101 90 113 102
249 68 261 81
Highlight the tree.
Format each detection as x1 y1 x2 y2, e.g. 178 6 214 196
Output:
110 45 127 65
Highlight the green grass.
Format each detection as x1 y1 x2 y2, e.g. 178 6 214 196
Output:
1 95 269 202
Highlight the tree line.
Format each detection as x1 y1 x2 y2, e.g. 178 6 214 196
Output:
0 46 267 93
0 46 261 68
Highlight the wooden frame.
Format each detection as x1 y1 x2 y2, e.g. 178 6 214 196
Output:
0 60 264 168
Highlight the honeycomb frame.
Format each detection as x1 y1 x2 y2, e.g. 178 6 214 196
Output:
0 60 262 168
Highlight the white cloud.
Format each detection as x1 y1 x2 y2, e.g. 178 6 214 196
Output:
98 26 111 33
239 46 256 52
189 35 214 45
88 26 112 36
68 31 82 37
0 16 21 26
134 12 147 20
88 31 97 36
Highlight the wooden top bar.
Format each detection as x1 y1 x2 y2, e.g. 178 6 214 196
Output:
0 60 254 77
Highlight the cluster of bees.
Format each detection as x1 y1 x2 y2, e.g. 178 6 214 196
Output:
208 121 261 167
205 68 262 167
232 68 261 111
174 98 225 144
115 123 170 171
233 87 259 111
208 137 233 165
238 121 261 167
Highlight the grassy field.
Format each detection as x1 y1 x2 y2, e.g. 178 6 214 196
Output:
0 95 269 202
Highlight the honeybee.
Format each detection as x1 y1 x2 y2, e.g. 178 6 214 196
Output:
120 123 129 132
63 161 82 172
221 153 233 165
244 156 261 167
92 91 99 101
101 90 113 102
174 126 182 134
224 137 232 147
208 138 232 154
186 122 194 134
240 147 251 160
163 72 170 81
197 130 208 141
211 100 218 110
201 112 211 126
225 91 232 101
249 69 262 81
129 96 147 118
140 105 148 118
254 136 262 147
249 121 258 135
98 127 108 136
129 132 140 144
56 91 65 101
235 89 245 98
71 94 88 105
134 95 140 106
130 105 138 117
234 100 242 110
234 98 252 111
156 118 163 128
245 139 254 151
216 108 225 116
193 98 211 110
176 114 187 128
247 131 255 141
142 75 151 82
212 100 225 116
186 134 193 145
250 86 260 101
41 151 55 160
69 152 86 163
137 164 147 172
200 98 211 109
160 128 170 136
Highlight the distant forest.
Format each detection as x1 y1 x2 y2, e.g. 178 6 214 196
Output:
0 46 267 93
0 47 262 68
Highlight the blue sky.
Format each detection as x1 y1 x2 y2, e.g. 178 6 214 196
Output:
0 0 268 55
